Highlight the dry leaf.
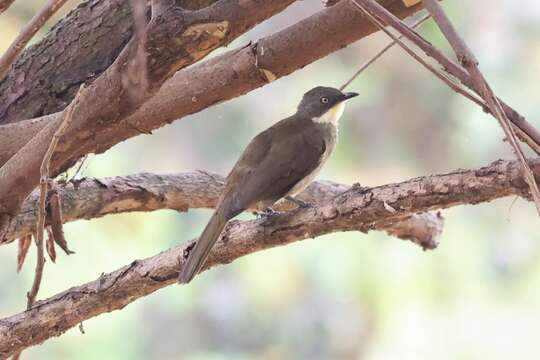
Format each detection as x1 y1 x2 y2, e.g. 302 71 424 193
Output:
17 235 32 272
49 189 75 255
46 227 57 263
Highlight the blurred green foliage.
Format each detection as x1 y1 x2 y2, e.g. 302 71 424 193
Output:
1 1 540 359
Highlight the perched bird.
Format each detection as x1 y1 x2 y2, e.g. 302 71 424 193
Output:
178 86 358 284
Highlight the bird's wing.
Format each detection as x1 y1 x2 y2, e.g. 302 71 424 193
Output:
221 119 327 212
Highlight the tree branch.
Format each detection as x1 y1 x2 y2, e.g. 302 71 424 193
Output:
3 172 443 249
0 0 15 14
0 0 70 83
0 0 223 124
339 13 432 91
420 0 540 213
0 158 537 358
351 0 540 154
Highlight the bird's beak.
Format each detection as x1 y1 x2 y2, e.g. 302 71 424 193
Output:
341 92 359 101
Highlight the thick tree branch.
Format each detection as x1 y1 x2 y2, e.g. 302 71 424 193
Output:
0 0 222 124
4 173 443 249
0 0 70 82
0 158 537 358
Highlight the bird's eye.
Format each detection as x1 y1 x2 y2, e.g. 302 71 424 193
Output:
321 97 329 104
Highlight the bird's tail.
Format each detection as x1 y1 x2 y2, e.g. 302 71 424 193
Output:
178 207 230 284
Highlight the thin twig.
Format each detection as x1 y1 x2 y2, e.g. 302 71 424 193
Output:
420 0 540 214
0 0 70 81
28 84 85 306
27 189 46 309
513 126 540 158
340 13 432 91
69 155 90 182
349 3 487 109
349 0 540 155
15 84 85 360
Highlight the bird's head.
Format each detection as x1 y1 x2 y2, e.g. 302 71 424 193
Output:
297 86 359 123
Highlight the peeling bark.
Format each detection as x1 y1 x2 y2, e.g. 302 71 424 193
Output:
4 172 443 247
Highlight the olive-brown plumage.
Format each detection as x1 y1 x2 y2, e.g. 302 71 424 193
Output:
178 86 358 284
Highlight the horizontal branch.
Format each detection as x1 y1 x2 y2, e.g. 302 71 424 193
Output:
4 172 443 248
0 158 537 357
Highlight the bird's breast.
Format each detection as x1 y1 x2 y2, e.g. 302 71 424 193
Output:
287 125 337 197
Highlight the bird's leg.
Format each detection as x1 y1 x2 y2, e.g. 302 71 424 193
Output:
262 207 278 215
285 196 313 209
253 207 279 218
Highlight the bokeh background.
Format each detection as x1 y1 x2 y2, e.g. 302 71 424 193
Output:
1 1 540 359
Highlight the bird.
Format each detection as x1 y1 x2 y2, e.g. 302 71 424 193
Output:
178 86 359 284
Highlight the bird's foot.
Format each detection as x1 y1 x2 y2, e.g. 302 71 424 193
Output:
285 196 313 209
254 207 278 218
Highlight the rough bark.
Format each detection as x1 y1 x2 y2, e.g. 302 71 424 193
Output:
0 0 132 124
0 0 220 124
0 158 536 358
0 0 297 237
4 172 443 248
0 0 71 83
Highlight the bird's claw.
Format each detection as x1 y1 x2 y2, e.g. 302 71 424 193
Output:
254 207 278 218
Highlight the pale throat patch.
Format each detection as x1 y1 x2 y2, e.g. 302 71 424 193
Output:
312 101 346 124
